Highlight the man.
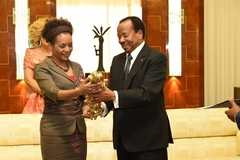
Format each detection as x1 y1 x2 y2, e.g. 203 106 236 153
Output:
225 98 240 129
91 16 173 160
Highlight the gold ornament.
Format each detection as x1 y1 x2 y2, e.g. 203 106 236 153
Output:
86 71 108 117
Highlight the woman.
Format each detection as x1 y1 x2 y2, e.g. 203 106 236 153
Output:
34 17 102 160
22 17 52 113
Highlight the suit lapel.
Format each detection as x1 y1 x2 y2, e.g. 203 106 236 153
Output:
123 44 149 89
116 53 127 88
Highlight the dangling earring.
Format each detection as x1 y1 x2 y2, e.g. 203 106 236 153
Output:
35 40 41 48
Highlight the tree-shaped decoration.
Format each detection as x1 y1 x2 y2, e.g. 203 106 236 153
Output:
92 25 111 72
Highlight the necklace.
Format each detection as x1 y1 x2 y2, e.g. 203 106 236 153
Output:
50 57 69 72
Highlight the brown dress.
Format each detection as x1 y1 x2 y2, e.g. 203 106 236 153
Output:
35 57 87 160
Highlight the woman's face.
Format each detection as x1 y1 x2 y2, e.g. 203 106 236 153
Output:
51 33 73 62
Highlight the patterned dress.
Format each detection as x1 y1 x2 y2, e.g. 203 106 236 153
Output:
22 48 45 113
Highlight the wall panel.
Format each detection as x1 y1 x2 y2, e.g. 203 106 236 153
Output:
142 0 204 109
0 0 56 113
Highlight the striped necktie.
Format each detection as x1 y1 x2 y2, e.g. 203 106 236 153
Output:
123 54 132 81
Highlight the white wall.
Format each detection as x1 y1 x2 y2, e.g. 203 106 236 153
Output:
204 0 240 105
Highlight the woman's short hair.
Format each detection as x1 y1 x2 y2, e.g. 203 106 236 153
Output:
42 17 73 45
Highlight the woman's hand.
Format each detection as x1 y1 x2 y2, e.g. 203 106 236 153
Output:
82 104 101 120
77 78 102 95
82 104 89 118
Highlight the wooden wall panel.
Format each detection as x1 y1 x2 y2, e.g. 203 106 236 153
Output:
0 0 56 113
142 0 204 109
0 0 203 113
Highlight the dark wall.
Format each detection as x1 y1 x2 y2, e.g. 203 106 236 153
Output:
142 0 204 109
0 0 56 113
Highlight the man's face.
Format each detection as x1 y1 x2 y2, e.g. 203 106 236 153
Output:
117 19 143 53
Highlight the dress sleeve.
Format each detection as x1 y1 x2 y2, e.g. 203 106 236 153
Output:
23 48 35 69
23 48 44 69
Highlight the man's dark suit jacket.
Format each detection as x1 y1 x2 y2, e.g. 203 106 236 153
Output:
105 43 173 152
236 112 240 129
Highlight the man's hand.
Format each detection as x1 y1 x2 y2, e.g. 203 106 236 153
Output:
225 97 240 122
88 87 115 103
